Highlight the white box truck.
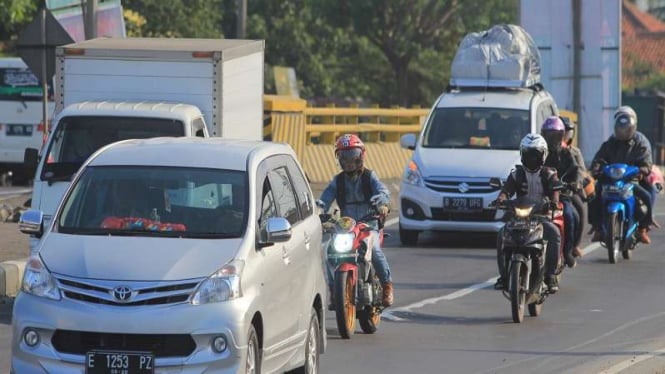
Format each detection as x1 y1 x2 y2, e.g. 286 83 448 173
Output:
25 37 265 251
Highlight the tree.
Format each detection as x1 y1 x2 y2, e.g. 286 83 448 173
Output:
122 0 225 38
0 0 39 53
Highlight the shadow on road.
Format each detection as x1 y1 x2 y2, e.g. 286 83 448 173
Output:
0 300 13 325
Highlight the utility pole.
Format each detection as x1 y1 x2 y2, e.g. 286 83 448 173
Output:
572 0 582 141
40 7 48 133
84 0 98 39
237 0 247 38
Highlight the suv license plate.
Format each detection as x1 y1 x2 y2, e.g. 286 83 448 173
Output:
86 351 154 374
443 197 483 211
6 124 33 136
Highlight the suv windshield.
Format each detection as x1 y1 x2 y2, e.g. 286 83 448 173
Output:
58 166 247 239
422 107 529 150
41 116 184 181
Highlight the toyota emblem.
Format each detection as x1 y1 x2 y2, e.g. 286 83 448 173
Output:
112 286 133 302
458 182 470 193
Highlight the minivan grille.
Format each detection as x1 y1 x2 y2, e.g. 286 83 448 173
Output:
52 330 196 357
430 208 497 222
56 276 201 306
424 177 500 194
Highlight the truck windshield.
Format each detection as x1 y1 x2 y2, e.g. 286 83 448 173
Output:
422 107 529 150
41 116 184 181
58 166 248 239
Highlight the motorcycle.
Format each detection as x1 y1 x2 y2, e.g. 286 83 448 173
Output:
320 209 386 339
490 178 564 323
597 163 642 263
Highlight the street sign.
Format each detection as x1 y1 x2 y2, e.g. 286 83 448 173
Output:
15 8 74 84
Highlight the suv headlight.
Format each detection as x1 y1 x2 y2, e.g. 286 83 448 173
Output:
21 256 61 300
191 260 244 305
403 160 423 186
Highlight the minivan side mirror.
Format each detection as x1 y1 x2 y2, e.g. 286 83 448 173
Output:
400 134 417 150
258 217 292 248
24 148 39 176
19 209 44 237
489 177 503 189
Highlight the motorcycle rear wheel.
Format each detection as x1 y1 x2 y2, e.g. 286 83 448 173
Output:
607 213 621 264
334 270 356 339
510 262 526 323
358 307 381 334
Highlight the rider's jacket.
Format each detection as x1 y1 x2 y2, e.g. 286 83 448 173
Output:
545 148 581 186
501 165 560 213
590 132 653 177
319 168 390 221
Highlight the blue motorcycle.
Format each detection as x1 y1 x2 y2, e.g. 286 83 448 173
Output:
599 163 641 263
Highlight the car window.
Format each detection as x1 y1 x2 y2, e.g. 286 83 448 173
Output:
285 156 313 218
259 177 278 229
268 167 300 225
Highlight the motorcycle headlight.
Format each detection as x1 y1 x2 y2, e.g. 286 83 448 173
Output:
609 167 626 180
514 206 533 218
21 256 61 300
403 160 423 186
333 233 355 252
191 260 244 305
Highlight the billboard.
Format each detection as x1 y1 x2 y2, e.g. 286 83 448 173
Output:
520 0 621 162
46 0 126 42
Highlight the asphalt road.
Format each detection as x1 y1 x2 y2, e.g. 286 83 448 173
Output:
3 187 665 373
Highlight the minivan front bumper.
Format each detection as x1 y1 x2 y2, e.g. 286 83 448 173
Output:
12 292 251 373
399 181 504 233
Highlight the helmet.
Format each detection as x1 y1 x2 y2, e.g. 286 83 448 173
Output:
540 116 565 152
335 134 366 174
560 116 575 144
520 134 548 172
613 106 637 141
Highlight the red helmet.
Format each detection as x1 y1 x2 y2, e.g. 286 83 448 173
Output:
335 134 366 173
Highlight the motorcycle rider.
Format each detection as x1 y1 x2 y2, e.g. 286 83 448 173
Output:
493 134 562 293
589 106 655 244
541 116 581 268
316 134 394 306
561 116 589 259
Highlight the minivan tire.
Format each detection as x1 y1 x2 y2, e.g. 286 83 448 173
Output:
399 224 419 246
246 325 261 374
293 308 320 374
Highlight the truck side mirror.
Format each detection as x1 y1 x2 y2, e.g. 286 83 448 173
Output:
24 148 39 176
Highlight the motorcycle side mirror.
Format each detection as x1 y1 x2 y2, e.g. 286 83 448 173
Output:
489 177 503 189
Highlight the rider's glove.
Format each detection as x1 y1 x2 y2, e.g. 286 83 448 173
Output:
377 205 390 216
315 199 326 209
370 194 389 207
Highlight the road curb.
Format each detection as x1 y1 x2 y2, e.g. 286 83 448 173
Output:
0 259 27 298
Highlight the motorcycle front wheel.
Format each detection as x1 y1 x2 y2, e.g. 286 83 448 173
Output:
607 212 621 264
334 270 356 339
510 261 526 323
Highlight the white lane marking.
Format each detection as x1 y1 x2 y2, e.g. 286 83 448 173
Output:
383 242 602 322
599 348 665 374
385 217 398 227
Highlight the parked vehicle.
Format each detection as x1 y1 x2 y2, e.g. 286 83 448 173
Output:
321 209 386 339
598 163 641 263
398 24 559 245
25 37 265 251
492 194 563 323
14 137 327 373
0 58 54 185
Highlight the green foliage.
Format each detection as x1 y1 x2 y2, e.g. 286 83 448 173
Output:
123 0 225 38
0 0 39 43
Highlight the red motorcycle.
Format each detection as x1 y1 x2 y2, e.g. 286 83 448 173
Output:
321 211 386 339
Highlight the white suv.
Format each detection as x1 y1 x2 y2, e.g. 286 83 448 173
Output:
398 85 558 245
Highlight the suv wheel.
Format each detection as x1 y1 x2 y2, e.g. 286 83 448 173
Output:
399 224 419 246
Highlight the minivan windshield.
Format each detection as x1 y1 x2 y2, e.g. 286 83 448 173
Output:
58 166 247 239
41 116 184 181
422 107 529 150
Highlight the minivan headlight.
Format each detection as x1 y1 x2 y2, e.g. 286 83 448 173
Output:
21 256 61 300
403 160 423 186
191 260 244 305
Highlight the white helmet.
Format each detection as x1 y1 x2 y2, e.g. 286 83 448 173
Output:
520 134 548 172
613 105 638 141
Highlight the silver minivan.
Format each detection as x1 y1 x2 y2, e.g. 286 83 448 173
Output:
12 137 327 373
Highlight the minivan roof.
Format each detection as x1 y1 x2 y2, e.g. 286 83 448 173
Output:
436 88 541 110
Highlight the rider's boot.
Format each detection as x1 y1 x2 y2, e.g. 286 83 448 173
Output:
545 276 559 293
573 246 584 258
638 227 651 244
493 277 506 290
382 281 394 307
590 226 602 242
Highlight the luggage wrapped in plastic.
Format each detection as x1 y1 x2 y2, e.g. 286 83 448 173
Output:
450 24 541 88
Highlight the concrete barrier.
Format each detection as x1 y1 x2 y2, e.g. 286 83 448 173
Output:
0 259 26 298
